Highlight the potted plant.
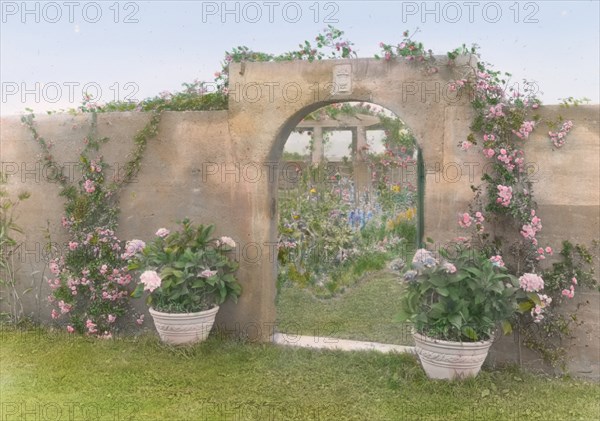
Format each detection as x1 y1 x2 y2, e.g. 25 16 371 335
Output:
398 242 549 379
127 218 241 345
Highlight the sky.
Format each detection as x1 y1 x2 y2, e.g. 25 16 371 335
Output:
1 0 599 117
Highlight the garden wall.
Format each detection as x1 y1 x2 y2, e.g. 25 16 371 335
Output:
1 59 598 377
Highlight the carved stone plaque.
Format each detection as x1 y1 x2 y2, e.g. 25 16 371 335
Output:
333 64 352 94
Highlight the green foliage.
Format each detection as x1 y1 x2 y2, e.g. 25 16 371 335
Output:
518 241 599 368
558 97 591 108
0 173 30 322
543 241 598 294
129 219 241 313
398 246 531 341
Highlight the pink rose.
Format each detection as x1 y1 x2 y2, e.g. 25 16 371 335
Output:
84 179 95 193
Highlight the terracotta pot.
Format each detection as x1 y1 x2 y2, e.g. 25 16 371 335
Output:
149 306 219 345
413 332 493 380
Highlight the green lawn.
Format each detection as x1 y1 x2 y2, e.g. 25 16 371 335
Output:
1 328 599 421
276 270 414 345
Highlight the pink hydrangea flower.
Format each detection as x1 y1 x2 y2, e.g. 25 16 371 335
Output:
66 325 75 333
490 255 505 267
122 239 146 259
519 273 544 292
140 270 161 292
461 141 473 151
68 241 78 251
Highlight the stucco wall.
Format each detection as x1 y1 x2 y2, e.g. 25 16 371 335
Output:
1 59 598 376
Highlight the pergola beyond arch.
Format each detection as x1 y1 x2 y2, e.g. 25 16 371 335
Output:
216 58 474 340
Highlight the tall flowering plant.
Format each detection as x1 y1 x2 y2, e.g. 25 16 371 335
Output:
48 228 134 337
128 219 241 313
44 150 140 337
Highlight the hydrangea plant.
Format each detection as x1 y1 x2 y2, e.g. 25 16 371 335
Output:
398 244 549 342
128 219 241 313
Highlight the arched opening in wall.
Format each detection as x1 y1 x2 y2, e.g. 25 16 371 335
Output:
275 102 421 346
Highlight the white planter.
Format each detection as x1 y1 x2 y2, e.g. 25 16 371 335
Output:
149 306 219 345
413 332 493 380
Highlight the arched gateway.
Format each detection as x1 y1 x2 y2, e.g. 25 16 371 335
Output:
215 57 475 340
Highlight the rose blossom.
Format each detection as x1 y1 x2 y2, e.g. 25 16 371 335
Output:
49 261 60 275
458 213 472 228
83 179 95 193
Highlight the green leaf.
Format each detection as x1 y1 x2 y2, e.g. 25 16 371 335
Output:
519 301 533 312
502 320 513 335
448 314 463 330
462 326 478 340
131 283 144 298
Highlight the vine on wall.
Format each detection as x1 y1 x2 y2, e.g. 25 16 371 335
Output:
21 110 161 336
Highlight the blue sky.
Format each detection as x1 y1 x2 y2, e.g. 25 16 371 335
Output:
1 1 599 115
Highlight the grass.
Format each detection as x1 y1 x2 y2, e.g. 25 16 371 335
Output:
276 270 414 345
1 327 599 421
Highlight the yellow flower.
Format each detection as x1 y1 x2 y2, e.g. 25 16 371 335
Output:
309 188 317 194
391 185 401 193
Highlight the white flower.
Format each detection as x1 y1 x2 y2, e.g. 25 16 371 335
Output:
219 236 236 248
198 269 218 278
155 228 170 238
140 270 161 292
